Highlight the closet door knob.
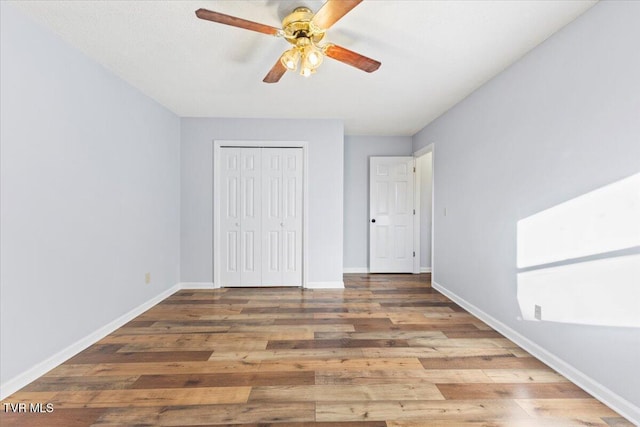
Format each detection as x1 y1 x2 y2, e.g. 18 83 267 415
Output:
371 219 376 223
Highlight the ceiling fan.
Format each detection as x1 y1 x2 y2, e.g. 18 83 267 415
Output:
195 0 381 83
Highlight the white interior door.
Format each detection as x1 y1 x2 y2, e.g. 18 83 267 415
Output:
220 148 262 286
262 148 303 286
220 148 242 286
220 147 302 287
369 156 415 273
240 149 262 285
280 149 303 285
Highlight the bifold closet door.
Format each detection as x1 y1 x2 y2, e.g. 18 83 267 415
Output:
220 147 302 287
262 148 303 286
220 148 262 286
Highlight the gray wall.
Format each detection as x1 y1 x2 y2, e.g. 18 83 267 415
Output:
181 118 344 285
343 136 413 270
413 0 640 417
0 4 181 384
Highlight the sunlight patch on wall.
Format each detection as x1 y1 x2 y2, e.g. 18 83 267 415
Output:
517 173 640 269
517 172 640 328
518 254 640 327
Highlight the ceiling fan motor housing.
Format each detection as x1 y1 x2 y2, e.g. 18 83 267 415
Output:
282 6 325 43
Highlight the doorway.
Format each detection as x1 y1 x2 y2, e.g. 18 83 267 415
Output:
414 144 434 275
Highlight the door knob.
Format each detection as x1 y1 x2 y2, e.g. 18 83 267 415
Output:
371 219 376 223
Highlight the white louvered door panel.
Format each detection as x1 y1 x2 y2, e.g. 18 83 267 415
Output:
261 149 284 285
240 148 262 286
281 148 303 286
261 148 303 286
220 148 242 286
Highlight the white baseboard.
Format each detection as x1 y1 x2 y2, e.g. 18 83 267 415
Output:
343 267 369 274
0 284 180 400
343 268 433 274
432 280 640 425
306 281 345 289
179 282 216 289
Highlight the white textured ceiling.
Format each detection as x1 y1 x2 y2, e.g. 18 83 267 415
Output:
10 0 596 135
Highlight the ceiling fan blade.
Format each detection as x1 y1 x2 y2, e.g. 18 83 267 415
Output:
312 0 363 30
263 60 287 83
324 44 381 73
195 9 281 36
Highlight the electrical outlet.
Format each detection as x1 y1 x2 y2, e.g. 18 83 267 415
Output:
145 272 151 284
534 304 542 320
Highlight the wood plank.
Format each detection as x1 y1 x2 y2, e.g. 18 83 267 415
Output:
131 371 315 389
108 325 231 335
266 338 410 349
249 384 445 402
118 340 268 352
387 420 610 427
67 350 213 364
315 369 493 385
256 357 425 372
419 355 547 369
515 398 621 419
235 423 388 427
229 324 356 333
354 323 481 332
0 408 106 427
207 348 367 361
93 403 316 425
443 330 504 339
10 387 250 409
484 369 569 383
315 331 447 340
437 383 590 399
21 375 139 392
316 400 532 422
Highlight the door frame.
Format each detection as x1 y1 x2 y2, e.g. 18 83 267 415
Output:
213 140 309 288
413 143 435 277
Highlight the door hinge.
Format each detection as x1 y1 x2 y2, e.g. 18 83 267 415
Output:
413 167 416 173
413 209 416 215
413 251 415 257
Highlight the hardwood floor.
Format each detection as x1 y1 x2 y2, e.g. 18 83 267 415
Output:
1 274 632 426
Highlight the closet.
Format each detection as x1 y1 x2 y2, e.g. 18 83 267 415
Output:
219 147 303 287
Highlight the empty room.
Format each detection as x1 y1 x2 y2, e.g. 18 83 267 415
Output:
1 0 638 426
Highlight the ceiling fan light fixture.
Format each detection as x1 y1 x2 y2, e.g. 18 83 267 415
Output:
305 45 323 68
280 48 300 71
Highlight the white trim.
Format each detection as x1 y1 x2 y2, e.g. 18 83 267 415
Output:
343 267 369 274
432 280 640 425
413 157 420 274
0 284 180 400
306 281 345 289
179 282 217 289
213 140 309 289
413 143 435 279
420 267 432 273
413 144 433 158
